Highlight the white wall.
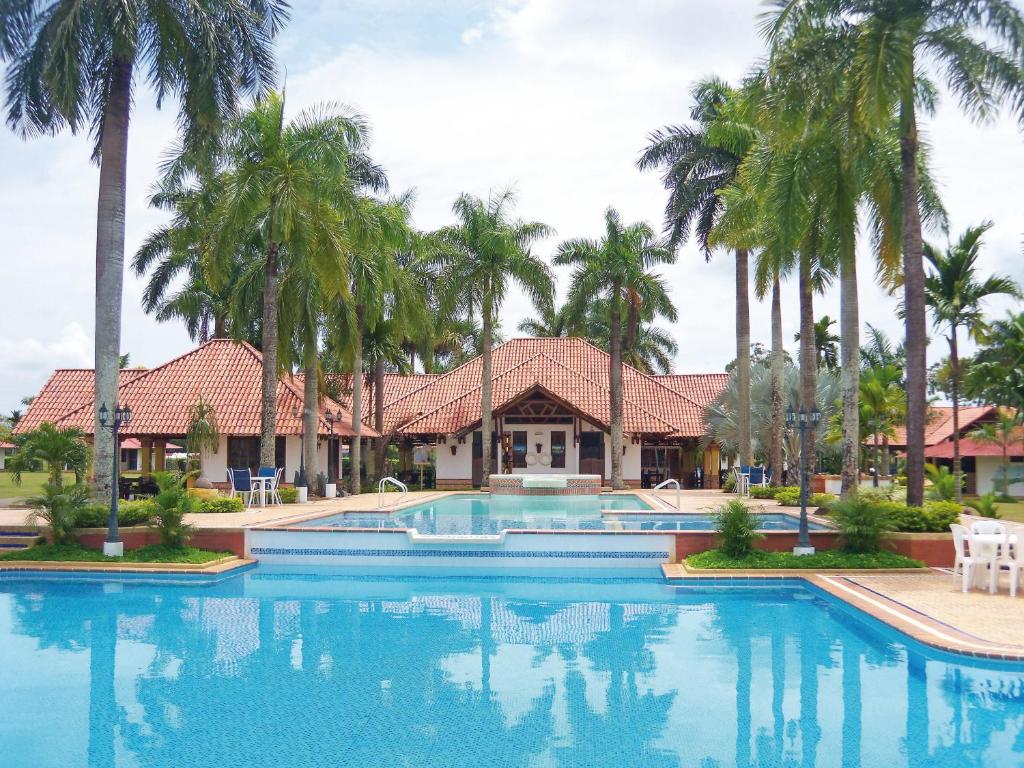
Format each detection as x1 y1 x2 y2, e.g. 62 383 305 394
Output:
976 456 1024 496
202 436 229 483
499 419 578 475
436 440 467 481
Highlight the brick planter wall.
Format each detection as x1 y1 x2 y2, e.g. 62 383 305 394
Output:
75 527 246 558
884 533 954 567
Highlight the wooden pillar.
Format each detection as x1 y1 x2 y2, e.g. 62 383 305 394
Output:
154 440 166 474
703 445 720 489
140 439 153 478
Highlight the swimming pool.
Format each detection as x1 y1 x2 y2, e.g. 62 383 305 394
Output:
1 568 1020 767
294 493 829 534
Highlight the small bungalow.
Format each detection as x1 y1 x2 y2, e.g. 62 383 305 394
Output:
14 340 372 485
0 441 14 470
887 405 1023 496
333 337 728 489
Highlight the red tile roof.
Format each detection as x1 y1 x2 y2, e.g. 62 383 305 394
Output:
924 434 1024 459
0 441 14 449
887 406 996 448
15 340 374 439
375 337 715 438
654 373 731 407
326 372 440 423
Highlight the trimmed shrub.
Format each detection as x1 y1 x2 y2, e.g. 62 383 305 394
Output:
198 496 245 514
831 495 894 553
279 486 298 504
721 473 736 493
748 486 778 500
811 493 837 509
886 501 962 533
74 499 156 528
714 500 764 558
775 488 802 506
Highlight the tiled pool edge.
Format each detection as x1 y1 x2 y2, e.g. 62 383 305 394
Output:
0 557 256 579
661 563 1024 661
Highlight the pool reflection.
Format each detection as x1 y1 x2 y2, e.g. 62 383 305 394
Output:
1 575 1022 768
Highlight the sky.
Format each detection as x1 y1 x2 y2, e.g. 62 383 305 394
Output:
2 0 1023 415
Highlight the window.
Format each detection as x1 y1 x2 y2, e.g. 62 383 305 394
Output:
551 431 566 469
512 431 527 468
227 438 260 474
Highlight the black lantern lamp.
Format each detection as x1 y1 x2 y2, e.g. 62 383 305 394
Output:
98 402 132 557
787 405 821 555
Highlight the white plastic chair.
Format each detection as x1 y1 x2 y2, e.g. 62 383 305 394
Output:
949 523 969 584
970 520 1006 536
269 468 284 505
958 525 998 594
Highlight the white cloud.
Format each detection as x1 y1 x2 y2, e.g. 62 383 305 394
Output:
461 25 484 45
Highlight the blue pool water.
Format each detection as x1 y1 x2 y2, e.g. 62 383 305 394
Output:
297 493 829 534
1 568 1021 767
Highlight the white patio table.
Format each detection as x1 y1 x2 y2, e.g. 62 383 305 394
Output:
969 533 1018 593
251 476 274 508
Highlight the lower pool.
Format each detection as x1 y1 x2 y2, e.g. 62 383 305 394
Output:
0 568 1020 767
296 493 829 534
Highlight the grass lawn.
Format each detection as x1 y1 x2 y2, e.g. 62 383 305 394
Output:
0 543 233 564
993 501 1024 523
0 471 77 501
687 549 924 570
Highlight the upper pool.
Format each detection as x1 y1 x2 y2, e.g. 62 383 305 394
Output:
1 568 1020 767
294 493 830 534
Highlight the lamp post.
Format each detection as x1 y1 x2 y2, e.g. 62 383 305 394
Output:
787 405 820 556
97 402 132 557
325 409 337 484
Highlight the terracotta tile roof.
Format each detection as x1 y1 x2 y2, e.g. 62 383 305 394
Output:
16 369 146 432
376 337 711 438
888 406 996 448
326 372 440 424
654 373 730 407
924 431 1024 459
0 441 14 449
15 340 374 439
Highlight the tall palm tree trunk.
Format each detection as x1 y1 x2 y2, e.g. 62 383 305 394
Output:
374 357 387 481
840 250 860 497
901 83 927 507
213 313 227 338
302 354 319 487
350 310 363 494
798 254 817 478
769 273 785 487
736 249 752 467
948 330 963 502
480 295 494 487
92 57 133 498
260 235 280 469
609 286 625 489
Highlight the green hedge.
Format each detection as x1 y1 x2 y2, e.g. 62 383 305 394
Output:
74 499 157 528
775 488 801 506
197 496 245 514
748 486 779 500
279 486 298 503
687 549 924 569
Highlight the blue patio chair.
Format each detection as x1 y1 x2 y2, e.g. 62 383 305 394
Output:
230 468 256 507
748 466 766 486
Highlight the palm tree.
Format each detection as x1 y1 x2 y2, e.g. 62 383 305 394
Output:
859 365 906 487
768 0 1024 506
437 190 553 487
207 93 380 468
0 0 287 499
795 316 840 371
6 422 89 489
966 311 1024 413
923 222 1020 501
968 410 1023 498
638 77 754 467
555 208 675 489
860 324 906 373
517 300 576 338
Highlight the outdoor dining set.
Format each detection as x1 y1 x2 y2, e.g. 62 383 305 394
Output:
951 520 1024 597
227 467 284 507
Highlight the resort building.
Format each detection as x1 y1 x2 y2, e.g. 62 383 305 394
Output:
15 336 727 490
0 441 14 470
335 337 727 489
14 340 370 484
887 405 1023 495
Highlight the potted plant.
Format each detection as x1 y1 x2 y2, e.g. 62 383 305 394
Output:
185 396 220 489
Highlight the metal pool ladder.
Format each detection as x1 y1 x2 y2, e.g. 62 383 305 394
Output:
652 478 681 510
377 476 408 508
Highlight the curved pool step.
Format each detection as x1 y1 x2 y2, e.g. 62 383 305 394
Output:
405 530 505 545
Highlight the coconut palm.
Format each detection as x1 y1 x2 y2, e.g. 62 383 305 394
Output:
860 324 906 374
206 93 381 468
437 190 553 487
968 410 1023 499
555 208 675 488
517 300 577 338
0 0 287 499
859 365 906 487
966 312 1024 413
923 222 1020 500
638 76 754 466
767 0 1024 506
795 316 840 371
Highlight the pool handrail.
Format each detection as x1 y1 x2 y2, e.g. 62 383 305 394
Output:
378 476 409 508
652 478 681 510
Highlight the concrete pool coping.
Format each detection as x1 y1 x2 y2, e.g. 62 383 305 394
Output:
662 564 1024 661
0 556 255 575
